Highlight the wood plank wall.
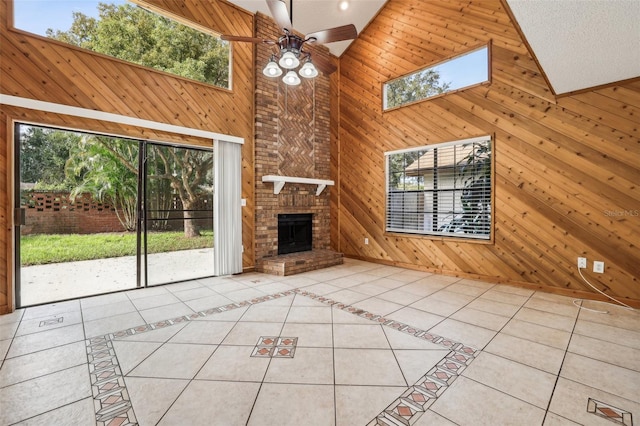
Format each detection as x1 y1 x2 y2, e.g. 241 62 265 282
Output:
0 0 256 313
334 0 640 304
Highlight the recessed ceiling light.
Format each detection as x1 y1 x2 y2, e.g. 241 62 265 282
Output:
338 0 349 11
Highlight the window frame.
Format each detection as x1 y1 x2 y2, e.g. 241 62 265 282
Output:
382 43 491 112
8 0 233 91
385 135 494 242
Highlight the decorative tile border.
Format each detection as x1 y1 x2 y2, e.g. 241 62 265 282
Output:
109 291 295 340
293 289 478 354
251 336 298 358
292 289 480 425
369 347 475 425
86 336 137 426
86 290 296 425
587 398 633 426
84 287 478 426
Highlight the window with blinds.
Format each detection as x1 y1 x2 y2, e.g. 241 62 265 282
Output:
385 136 492 240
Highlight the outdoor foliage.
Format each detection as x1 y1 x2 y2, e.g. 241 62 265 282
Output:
19 127 80 190
46 2 229 87
20 125 214 237
385 69 451 109
388 150 423 190
144 145 214 238
65 135 139 231
442 141 492 235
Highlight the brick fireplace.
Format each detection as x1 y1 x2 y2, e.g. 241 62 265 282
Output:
254 12 342 275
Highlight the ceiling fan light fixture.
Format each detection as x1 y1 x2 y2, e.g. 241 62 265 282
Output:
263 56 283 77
283 70 301 86
279 50 300 69
299 61 318 78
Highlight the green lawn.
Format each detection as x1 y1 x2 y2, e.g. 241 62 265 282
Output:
20 231 213 266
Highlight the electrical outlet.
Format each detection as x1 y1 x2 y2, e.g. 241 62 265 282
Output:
593 261 605 273
364 238 369 245
577 257 587 269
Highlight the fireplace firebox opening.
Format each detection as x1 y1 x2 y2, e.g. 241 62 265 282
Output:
278 214 312 255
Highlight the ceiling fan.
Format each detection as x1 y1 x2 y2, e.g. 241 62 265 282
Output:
221 0 357 82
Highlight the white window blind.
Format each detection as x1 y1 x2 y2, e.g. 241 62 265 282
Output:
385 136 492 239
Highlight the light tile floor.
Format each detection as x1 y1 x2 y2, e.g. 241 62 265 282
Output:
1 258 639 425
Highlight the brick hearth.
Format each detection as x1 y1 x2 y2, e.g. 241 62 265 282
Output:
256 249 343 276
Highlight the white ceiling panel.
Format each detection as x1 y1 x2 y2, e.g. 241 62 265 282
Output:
228 0 386 56
505 0 640 94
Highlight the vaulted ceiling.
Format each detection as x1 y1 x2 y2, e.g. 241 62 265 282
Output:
507 0 640 95
227 0 640 95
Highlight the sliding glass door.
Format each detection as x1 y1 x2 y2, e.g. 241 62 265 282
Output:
14 123 216 307
143 143 215 286
15 124 140 306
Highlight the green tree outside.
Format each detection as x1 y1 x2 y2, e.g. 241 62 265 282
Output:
19 127 80 189
385 69 451 109
46 2 229 88
65 135 139 231
19 125 214 238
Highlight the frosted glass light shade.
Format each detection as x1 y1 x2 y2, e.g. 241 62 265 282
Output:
283 70 301 86
279 51 300 69
263 60 283 77
299 61 318 78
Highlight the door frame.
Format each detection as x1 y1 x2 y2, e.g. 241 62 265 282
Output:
3 94 244 312
12 123 220 307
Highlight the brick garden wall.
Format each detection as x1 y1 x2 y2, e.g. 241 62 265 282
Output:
21 192 124 235
254 12 334 261
21 191 213 235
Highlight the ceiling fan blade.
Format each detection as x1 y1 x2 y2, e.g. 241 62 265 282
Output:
266 0 293 32
312 54 337 75
220 35 275 44
305 24 357 44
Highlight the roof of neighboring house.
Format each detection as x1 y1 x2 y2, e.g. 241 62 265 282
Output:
404 144 475 176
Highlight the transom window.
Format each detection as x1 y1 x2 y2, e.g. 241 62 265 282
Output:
386 136 492 240
383 45 489 110
12 0 230 89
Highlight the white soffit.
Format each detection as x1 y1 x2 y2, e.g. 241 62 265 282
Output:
506 0 640 94
228 0 386 56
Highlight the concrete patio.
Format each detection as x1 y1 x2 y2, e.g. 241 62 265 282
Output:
19 248 215 306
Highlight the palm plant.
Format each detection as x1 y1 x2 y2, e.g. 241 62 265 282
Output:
66 135 139 231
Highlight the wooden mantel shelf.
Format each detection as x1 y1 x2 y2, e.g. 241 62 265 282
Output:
262 175 335 195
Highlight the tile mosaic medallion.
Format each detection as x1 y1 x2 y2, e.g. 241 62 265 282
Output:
252 336 298 358
587 398 633 426
84 289 480 425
